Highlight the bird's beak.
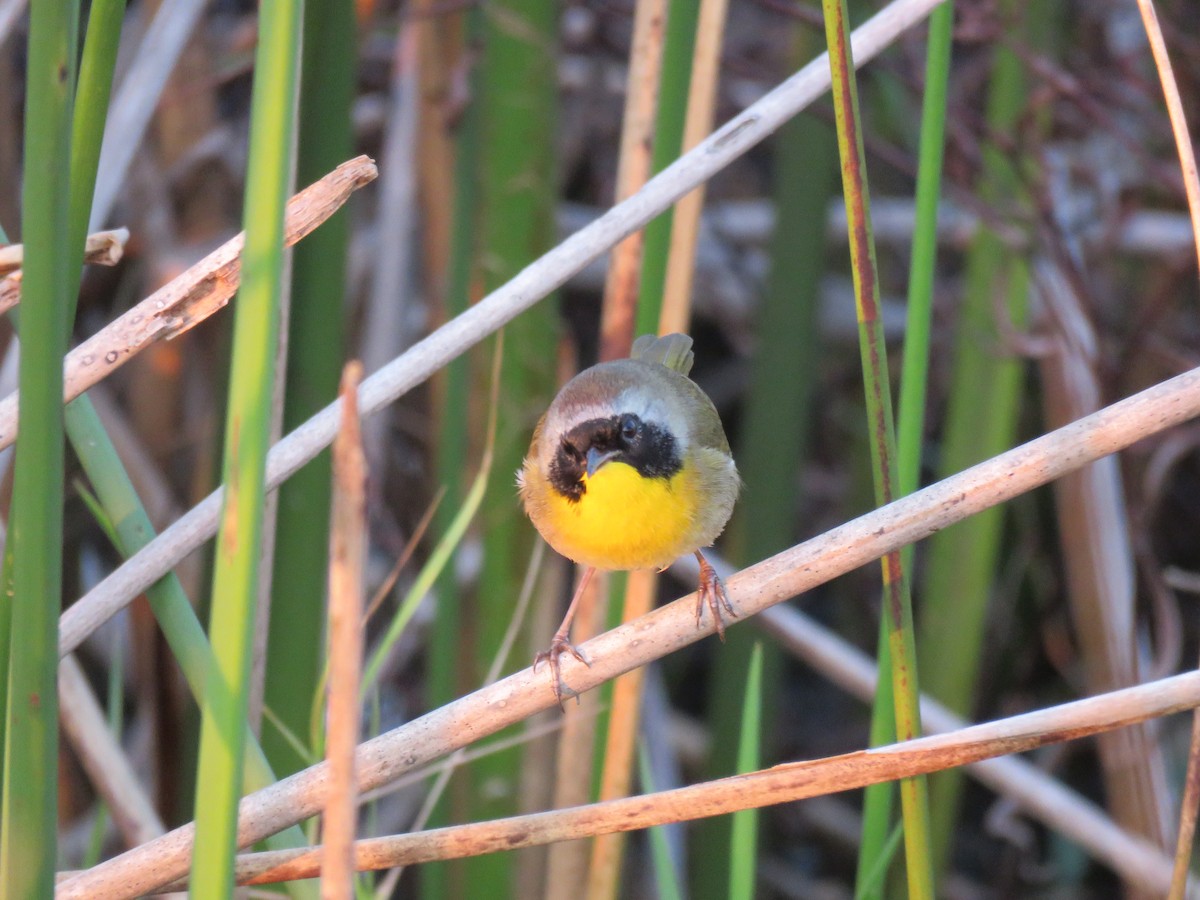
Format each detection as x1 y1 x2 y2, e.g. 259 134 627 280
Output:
586 447 619 478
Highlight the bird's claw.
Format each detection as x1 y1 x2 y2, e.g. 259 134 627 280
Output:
695 553 737 641
534 634 591 708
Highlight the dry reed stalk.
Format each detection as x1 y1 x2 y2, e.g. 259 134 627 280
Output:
1034 259 1173 875
1133 0 1200 279
545 571 608 899
597 0 667 362
0 229 129 316
589 0 669 891
57 654 166 849
658 0 730 334
321 362 368 900
586 567 657 900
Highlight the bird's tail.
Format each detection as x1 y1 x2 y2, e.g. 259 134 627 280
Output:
631 332 694 375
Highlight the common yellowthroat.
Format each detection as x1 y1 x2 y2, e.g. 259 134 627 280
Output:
518 333 740 702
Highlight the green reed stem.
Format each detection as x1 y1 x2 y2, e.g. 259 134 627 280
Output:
821 0 934 896
0 2 78 895
192 0 302 892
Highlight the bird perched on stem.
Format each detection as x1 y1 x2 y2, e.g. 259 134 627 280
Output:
518 333 740 703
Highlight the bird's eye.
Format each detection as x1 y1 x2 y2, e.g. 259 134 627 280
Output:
620 415 639 442
562 441 582 461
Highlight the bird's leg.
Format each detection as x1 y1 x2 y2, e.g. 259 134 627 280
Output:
534 565 595 706
694 550 737 641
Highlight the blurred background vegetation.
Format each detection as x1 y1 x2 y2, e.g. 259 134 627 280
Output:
2 0 1200 896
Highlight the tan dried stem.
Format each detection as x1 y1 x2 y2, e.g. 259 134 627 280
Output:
545 571 606 897
58 654 165 850
597 0 667 362
1034 259 1173 873
590 2 669 890
587 567 657 900
322 362 368 900
658 0 730 334
55 363 1200 900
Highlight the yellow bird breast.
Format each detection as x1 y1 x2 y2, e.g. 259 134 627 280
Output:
539 459 701 571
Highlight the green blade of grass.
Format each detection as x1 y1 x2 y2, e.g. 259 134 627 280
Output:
729 642 764 900
917 2 1042 877
0 2 78 895
854 824 905 900
820 0 934 896
466 0 559 890
638 742 684 900
67 0 123 272
0 0 121 764
425 15 481 897
191 0 303 892
66 398 319 900
895 0 952 503
53 0 316 887
858 3 953 893
264 0 356 780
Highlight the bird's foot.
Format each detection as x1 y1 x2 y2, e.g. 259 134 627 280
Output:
533 633 591 708
694 551 737 641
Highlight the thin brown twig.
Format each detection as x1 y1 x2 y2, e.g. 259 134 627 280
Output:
1134 0 1200 285
1172 682 1200 900
362 486 445 625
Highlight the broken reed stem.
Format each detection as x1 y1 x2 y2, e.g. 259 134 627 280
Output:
0 227 128 276
0 228 129 316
